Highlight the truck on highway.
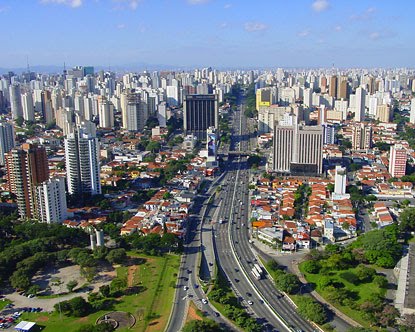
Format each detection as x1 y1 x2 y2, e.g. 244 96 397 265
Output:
251 263 264 280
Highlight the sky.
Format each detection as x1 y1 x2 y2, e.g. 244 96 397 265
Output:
0 0 413 69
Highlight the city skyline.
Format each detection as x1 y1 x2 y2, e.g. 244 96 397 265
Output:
0 0 413 69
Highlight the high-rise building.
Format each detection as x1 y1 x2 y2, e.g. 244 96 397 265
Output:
389 144 407 178
329 75 338 99
322 123 336 145
351 123 372 150
183 94 218 140
125 92 148 132
410 98 415 124
338 78 349 100
273 119 323 175
157 101 167 127
0 122 15 165
334 165 347 195
6 143 49 219
41 90 54 124
258 105 291 134
98 97 114 128
376 104 392 123
21 92 35 122
9 84 23 119
36 177 67 223
65 126 101 197
354 87 366 122
256 87 278 110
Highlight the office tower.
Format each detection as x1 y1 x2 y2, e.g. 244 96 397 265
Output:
322 123 335 144
36 177 67 223
273 126 294 173
6 144 49 219
303 88 312 108
320 76 328 93
166 85 179 106
354 87 366 122
334 165 347 195
410 98 415 124
41 90 54 124
65 126 101 197
9 84 23 119
338 78 349 100
351 123 372 150
256 87 278 110
98 97 114 128
206 127 218 168
329 75 338 99
183 94 218 140
376 104 392 123
389 144 407 178
157 101 167 127
258 105 291 134
0 122 15 165
125 92 148 131
21 92 35 121
273 120 323 175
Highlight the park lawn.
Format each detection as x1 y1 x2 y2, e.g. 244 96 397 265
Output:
0 299 12 310
19 253 180 332
299 263 386 328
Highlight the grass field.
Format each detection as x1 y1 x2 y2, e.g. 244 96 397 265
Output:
299 263 386 328
0 299 12 310
19 253 180 332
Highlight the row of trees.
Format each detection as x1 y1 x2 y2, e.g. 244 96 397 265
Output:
209 270 262 332
266 260 301 294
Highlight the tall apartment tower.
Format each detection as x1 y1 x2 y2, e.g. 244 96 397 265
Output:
334 165 347 195
329 76 338 99
36 177 68 223
6 144 49 219
65 126 101 197
0 122 15 165
410 98 415 124
354 87 366 122
21 92 35 121
389 144 407 178
9 84 23 119
352 123 372 150
273 119 323 175
338 78 349 100
98 97 114 129
183 94 218 140
125 92 148 132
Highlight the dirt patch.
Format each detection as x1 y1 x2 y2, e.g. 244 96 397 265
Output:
127 266 138 287
76 317 89 323
35 316 49 322
185 302 203 323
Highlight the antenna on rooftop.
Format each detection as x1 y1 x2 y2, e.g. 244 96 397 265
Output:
26 55 30 73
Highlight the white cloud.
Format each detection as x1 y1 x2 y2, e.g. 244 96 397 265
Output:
350 7 376 21
224 3 232 9
298 29 310 37
334 25 342 32
312 0 329 12
40 0 82 8
244 22 267 32
112 0 141 10
220 22 228 29
187 0 210 4
117 24 126 29
369 32 380 40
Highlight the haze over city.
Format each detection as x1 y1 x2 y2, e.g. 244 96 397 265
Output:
0 0 414 69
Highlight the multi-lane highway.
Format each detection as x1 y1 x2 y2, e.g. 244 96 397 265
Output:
211 99 317 332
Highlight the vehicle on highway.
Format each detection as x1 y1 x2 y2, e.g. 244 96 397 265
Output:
214 311 220 317
247 300 253 305
183 286 189 291
201 299 208 304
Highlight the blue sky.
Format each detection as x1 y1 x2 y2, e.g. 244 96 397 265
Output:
0 0 413 68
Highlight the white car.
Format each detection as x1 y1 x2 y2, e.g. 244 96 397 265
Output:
247 300 253 305
201 299 208 304
183 286 189 291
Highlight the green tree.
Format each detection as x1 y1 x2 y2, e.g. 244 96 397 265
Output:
297 296 327 324
10 269 31 290
399 207 415 232
355 264 376 283
146 140 161 152
275 273 300 294
106 248 127 264
67 280 78 292
15 116 24 127
182 319 223 332
373 275 388 288
302 260 321 274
